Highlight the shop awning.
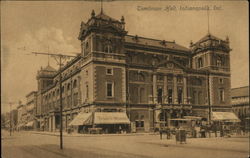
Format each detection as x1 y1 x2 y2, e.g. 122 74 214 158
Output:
94 112 130 124
184 116 202 120
26 121 34 127
17 123 26 128
212 112 240 122
68 112 92 126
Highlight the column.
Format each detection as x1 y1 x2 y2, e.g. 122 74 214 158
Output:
173 75 178 104
164 75 168 104
167 112 171 127
52 115 56 132
49 116 52 132
183 76 188 104
153 73 157 104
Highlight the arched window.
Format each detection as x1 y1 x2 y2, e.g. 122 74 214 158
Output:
62 86 64 94
216 56 223 66
178 88 183 104
159 112 165 121
198 57 203 68
67 83 71 91
73 80 77 88
104 44 113 53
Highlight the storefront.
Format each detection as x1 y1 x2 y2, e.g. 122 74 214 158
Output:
25 121 34 130
69 112 130 134
211 112 240 135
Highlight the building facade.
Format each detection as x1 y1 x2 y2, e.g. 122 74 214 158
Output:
25 91 37 129
231 86 249 128
35 10 232 133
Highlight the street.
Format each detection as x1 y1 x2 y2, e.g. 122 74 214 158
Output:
1 130 249 158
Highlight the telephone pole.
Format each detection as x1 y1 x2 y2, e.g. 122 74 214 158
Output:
32 52 75 149
9 102 12 136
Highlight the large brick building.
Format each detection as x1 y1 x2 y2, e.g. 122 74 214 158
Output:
35 10 232 133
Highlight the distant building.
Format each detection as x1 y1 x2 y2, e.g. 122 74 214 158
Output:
17 102 26 130
231 86 249 125
1 114 6 128
35 10 232 133
11 109 18 130
25 91 37 129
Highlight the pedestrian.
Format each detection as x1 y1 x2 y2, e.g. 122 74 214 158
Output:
119 125 122 134
166 127 171 139
159 129 163 140
220 125 224 137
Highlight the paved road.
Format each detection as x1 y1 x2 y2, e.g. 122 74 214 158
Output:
1 130 249 158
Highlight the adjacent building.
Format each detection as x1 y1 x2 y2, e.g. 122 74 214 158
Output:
231 86 249 128
35 10 232 133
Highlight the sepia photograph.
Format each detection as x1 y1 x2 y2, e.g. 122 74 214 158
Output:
1 0 249 158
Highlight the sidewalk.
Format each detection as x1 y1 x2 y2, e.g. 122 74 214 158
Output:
28 130 249 138
145 136 249 153
29 130 151 137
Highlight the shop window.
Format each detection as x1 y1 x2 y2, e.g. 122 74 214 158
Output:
135 120 144 128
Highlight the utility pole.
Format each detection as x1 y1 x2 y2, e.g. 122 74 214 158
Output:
32 52 75 149
207 71 211 124
9 102 12 136
207 71 212 138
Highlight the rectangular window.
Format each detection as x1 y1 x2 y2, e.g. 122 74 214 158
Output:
86 84 89 99
178 89 183 104
219 89 224 102
198 57 203 68
219 78 224 84
106 68 113 75
168 89 173 103
106 82 114 97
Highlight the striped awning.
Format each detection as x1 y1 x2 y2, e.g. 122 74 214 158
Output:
68 112 92 126
25 121 34 127
212 112 240 122
94 112 130 124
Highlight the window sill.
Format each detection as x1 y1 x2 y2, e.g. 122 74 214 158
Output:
106 96 114 99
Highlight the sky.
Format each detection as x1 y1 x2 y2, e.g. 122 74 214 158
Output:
1 1 249 113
